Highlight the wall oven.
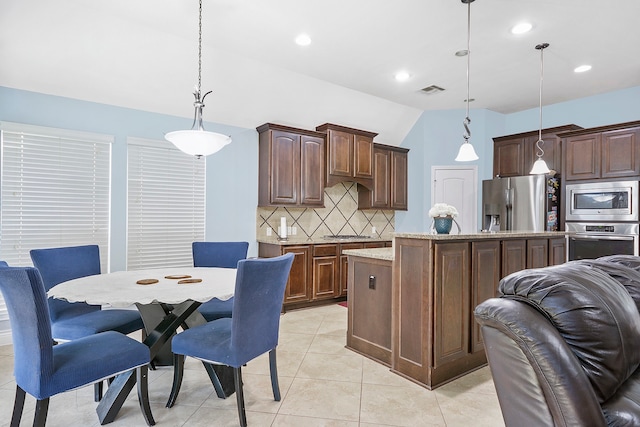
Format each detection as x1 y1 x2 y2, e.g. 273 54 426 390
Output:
566 180 638 222
566 222 639 261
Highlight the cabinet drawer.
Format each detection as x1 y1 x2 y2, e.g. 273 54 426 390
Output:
313 244 338 257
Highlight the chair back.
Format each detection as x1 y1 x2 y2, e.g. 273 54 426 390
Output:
231 253 294 363
192 241 249 268
0 260 8 268
30 245 102 321
0 267 54 394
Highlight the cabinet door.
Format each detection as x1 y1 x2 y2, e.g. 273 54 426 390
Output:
549 238 566 265
371 147 390 208
282 245 311 304
501 240 526 278
527 239 548 268
493 138 526 177
312 256 339 300
390 149 408 210
353 134 374 179
565 134 600 180
601 127 640 179
433 242 470 367
270 131 300 204
340 243 364 296
471 241 501 355
300 134 325 206
327 129 353 179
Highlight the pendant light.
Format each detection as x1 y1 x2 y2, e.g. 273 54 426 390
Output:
455 0 479 162
530 43 551 174
165 0 231 158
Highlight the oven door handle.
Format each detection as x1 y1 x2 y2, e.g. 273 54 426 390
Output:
571 234 636 241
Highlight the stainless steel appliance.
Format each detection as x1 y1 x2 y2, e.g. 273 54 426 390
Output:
566 222 639 260
565 180 638 222
482 175 560 232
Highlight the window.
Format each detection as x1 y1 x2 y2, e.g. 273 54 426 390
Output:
0 122 112 269
127 138 205 270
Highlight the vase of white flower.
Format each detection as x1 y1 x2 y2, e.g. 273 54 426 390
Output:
429 203 459 234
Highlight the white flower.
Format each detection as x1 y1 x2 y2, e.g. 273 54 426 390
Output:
428 203 458 218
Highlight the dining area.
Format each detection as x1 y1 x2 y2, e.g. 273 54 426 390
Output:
0 242 295 427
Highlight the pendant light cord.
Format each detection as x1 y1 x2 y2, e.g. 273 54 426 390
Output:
198 0 203 93
535 43 549 159
463 0 471 143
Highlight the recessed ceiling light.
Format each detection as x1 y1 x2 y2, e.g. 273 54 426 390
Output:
394 71 411 82
295 33 311 46
511 22 533 35
455 50 468 57
574 65 592 73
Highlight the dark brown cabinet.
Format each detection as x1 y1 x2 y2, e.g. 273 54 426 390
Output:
358 144 409 210
258 123 325 207
471 241 501 355
347 255 393 365
492 125 581 177
527 239 549 268
501 239 526 278
563 122 640 181
316 123 377 188
549 237 566 266
312 244 339 300
259 240 390 309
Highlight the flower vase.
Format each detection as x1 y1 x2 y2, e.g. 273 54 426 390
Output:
434 216 453 234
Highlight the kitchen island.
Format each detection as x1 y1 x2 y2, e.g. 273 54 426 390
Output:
345 231 567 389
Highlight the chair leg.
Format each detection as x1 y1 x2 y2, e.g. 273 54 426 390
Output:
233 367 247 427
137 366 155 426
94 381 103 402
166 353 185 408
10 385 26 427
268 349 281 401
33 398 50 427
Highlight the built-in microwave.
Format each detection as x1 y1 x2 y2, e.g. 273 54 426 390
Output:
565 180 639 222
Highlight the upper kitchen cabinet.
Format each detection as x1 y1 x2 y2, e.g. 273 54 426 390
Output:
562 121 640 181
257 123 325 207
358 144 409 210
315 123 377 188
492 125 582 178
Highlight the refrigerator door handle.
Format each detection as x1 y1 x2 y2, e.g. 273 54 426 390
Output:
505 188 514 231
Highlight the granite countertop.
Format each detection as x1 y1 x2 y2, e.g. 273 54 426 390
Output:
394 230 568 240
257 235 393 245
342 247 394 261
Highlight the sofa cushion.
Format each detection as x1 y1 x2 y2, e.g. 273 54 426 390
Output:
575 257 640 314
499 263 640 403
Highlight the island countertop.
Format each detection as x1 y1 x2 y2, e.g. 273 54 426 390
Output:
343 247 394 261
394 230 568 240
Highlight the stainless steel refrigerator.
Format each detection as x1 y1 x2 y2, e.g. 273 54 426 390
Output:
482 175 560 232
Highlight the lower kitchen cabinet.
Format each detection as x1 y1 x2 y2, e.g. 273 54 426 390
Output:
549 237 567 265
471 241 501 355
259 240 390 309
346 255 393 365
527 239 549 268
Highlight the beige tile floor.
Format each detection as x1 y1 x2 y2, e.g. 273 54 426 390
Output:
0 304 505 426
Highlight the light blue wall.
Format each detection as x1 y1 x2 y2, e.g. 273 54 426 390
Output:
3 85 640 247
396 85 640 233
0 86 258 270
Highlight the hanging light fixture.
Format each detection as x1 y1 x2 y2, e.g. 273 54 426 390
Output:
165 0 231 158
455 0 479 162
530 43 551 174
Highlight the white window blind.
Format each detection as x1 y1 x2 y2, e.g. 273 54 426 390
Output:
0 122 112 270
127 138 205 270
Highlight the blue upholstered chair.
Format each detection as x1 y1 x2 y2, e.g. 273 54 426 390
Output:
30 245 144 340
0 267 154 426
0 260 8 267
192 241 249 321
167 253 294 427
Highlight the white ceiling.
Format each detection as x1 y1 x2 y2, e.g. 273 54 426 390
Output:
2 0 639 144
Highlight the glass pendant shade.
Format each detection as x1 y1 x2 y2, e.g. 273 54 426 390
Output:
455 141 479 161
166 130 231 157
530 157 550 174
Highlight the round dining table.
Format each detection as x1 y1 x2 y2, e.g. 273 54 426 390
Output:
48 267 238 424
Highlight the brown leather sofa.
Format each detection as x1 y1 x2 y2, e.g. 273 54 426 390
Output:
474 255 640 427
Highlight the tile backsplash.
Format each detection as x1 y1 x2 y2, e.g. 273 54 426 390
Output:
256 182 395 240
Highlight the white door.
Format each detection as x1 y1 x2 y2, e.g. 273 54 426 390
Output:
432 166 478 234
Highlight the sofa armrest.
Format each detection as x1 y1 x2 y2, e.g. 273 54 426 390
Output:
476 298 607 427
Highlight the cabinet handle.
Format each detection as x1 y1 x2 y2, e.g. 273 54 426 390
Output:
369 275 376 289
